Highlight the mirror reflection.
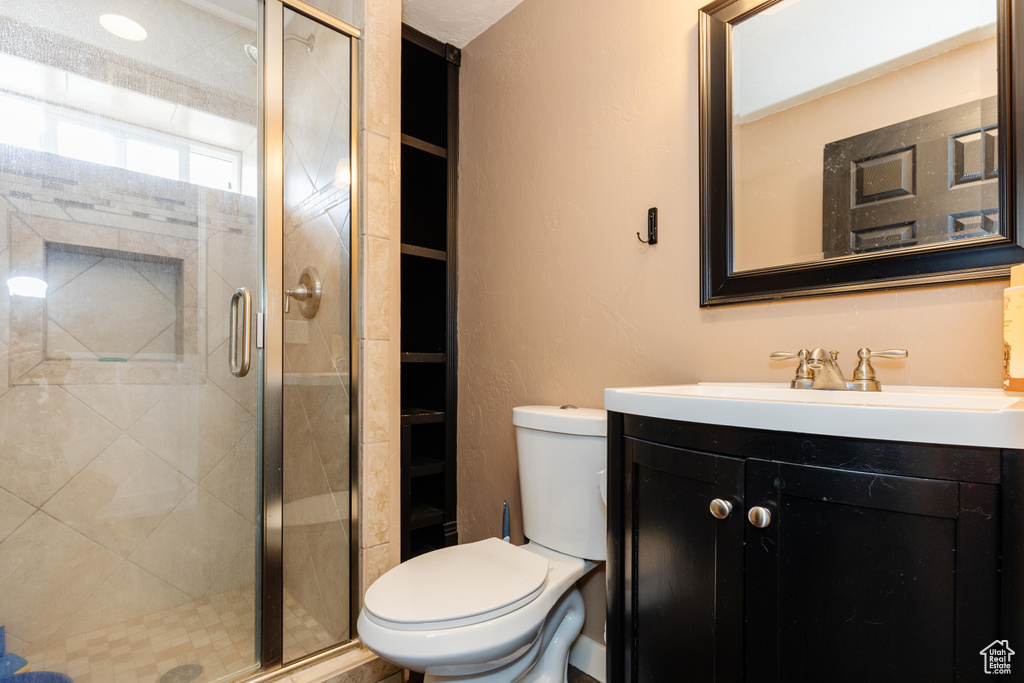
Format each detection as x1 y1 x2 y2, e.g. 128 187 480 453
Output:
731 0 998 272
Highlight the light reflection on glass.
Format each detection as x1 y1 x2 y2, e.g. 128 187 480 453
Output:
6 276 48 298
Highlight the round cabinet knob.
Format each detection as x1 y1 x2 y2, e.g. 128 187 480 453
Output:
747 506 772 528
709 498 733 519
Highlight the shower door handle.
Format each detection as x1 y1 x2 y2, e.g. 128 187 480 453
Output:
229 287 252 377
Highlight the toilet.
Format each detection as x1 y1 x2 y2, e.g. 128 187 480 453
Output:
357 405 607 682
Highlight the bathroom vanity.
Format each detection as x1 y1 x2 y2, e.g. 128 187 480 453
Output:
604 384 1024 682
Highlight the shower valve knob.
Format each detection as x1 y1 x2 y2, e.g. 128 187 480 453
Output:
285 267 322 319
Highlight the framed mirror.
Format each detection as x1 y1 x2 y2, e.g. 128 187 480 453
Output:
699 0 1024 306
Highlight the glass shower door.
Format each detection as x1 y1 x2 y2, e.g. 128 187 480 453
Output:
276 3 357 664
0 1 261 681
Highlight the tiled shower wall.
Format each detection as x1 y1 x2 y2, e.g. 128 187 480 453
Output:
0 148 259 652
354 0 401 623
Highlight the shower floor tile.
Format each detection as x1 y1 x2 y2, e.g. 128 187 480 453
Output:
18 586 257 683
282 589 339 662
15 585 337 682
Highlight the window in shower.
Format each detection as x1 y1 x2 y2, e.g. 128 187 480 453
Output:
0 92 245 192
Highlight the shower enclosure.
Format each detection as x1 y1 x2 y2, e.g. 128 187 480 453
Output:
0 0 358 680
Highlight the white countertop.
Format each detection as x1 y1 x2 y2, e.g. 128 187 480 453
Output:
604 383 1024 449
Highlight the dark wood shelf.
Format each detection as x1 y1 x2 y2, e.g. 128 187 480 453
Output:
400 23 459 562
411 538 441 557
402 134 447 159
401 407 446 425
402 352 445 363
409 504 445 530
401 255 446 352
410 456 445 478
401 243 447 261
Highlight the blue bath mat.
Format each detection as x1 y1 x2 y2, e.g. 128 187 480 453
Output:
1 674 74 682
0 654 28 678
0 626 72 682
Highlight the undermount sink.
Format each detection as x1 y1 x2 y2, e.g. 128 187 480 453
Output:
604 383 1024 449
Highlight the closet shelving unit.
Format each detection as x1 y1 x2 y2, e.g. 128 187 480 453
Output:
399 24 460 560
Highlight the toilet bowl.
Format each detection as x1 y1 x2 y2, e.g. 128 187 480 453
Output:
357 405 607 683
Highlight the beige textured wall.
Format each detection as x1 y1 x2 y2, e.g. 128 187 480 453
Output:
458 0 1008 645
733 37 998 271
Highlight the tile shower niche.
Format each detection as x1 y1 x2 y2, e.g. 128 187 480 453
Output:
45 243 183 363
0 152 227 389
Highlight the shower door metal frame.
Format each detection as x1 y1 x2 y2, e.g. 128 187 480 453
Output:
258 0 362 672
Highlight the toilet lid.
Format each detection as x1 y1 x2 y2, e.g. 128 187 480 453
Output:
362 538 549 631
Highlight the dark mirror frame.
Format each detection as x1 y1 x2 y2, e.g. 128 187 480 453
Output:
699 0 1024 307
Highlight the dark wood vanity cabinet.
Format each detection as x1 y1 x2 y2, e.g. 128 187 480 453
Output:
607 413 1024 683
627 438 745 682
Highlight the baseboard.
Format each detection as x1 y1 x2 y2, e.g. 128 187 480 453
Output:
569 633 605 682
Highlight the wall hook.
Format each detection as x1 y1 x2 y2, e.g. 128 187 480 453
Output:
637 207 658 245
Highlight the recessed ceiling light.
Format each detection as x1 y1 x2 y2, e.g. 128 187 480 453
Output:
99 14 147 41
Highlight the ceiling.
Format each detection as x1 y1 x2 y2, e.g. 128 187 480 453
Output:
403 0 524 48
0 0 260 154
0 0 258 102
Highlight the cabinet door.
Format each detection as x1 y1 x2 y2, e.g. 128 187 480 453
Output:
627 438 744 683
744 460 999 683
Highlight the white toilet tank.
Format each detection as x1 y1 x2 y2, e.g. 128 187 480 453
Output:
512 405 607 561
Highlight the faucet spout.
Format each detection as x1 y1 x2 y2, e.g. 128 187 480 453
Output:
807 348 852 390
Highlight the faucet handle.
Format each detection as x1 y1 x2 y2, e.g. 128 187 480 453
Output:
853 348 908 382
770 349 813 385
769 350 807 360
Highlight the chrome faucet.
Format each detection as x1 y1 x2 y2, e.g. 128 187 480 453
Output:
770 347 908 391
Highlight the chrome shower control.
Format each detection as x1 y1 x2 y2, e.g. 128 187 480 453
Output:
285 266 322 318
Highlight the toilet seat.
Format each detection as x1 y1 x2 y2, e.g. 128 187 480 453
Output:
357 542 594 678
362 538 549 631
